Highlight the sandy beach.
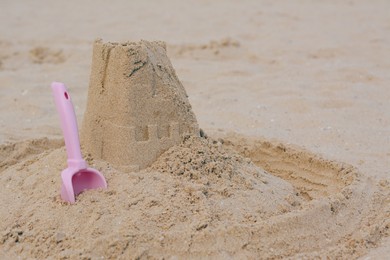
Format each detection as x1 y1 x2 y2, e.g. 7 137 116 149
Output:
0 0 389 258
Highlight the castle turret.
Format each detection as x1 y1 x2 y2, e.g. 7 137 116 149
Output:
81 40 199 170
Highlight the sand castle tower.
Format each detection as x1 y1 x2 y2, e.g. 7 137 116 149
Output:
81 40 199 170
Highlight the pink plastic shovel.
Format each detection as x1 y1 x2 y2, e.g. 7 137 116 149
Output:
51 82 107 203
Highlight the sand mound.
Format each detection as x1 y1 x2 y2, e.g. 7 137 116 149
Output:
151 136 302 219
0 134 388 259
0 138 63 172
0 135 299 258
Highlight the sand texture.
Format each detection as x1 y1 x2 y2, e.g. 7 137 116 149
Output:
1 0 390 259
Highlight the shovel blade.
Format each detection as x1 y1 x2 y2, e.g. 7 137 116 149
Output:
61 168 107 203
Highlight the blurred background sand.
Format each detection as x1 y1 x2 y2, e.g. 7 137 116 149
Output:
0 0 389 257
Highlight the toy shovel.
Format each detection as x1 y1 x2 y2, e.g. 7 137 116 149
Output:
51 82 107 203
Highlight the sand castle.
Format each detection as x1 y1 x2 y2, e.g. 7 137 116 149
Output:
81 40 199 170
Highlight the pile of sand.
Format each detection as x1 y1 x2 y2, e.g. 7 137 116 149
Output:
0 135 300 258
0 134 388 259
0 40 389 259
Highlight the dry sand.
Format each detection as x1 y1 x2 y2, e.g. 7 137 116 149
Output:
0 0 389 259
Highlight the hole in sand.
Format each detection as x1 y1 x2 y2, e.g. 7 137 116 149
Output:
135 125 149 141
157 124 170 139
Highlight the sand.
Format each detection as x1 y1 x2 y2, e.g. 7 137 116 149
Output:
1 0 389 259
0 134 388 258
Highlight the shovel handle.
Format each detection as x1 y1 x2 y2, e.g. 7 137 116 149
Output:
51 82 87 169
